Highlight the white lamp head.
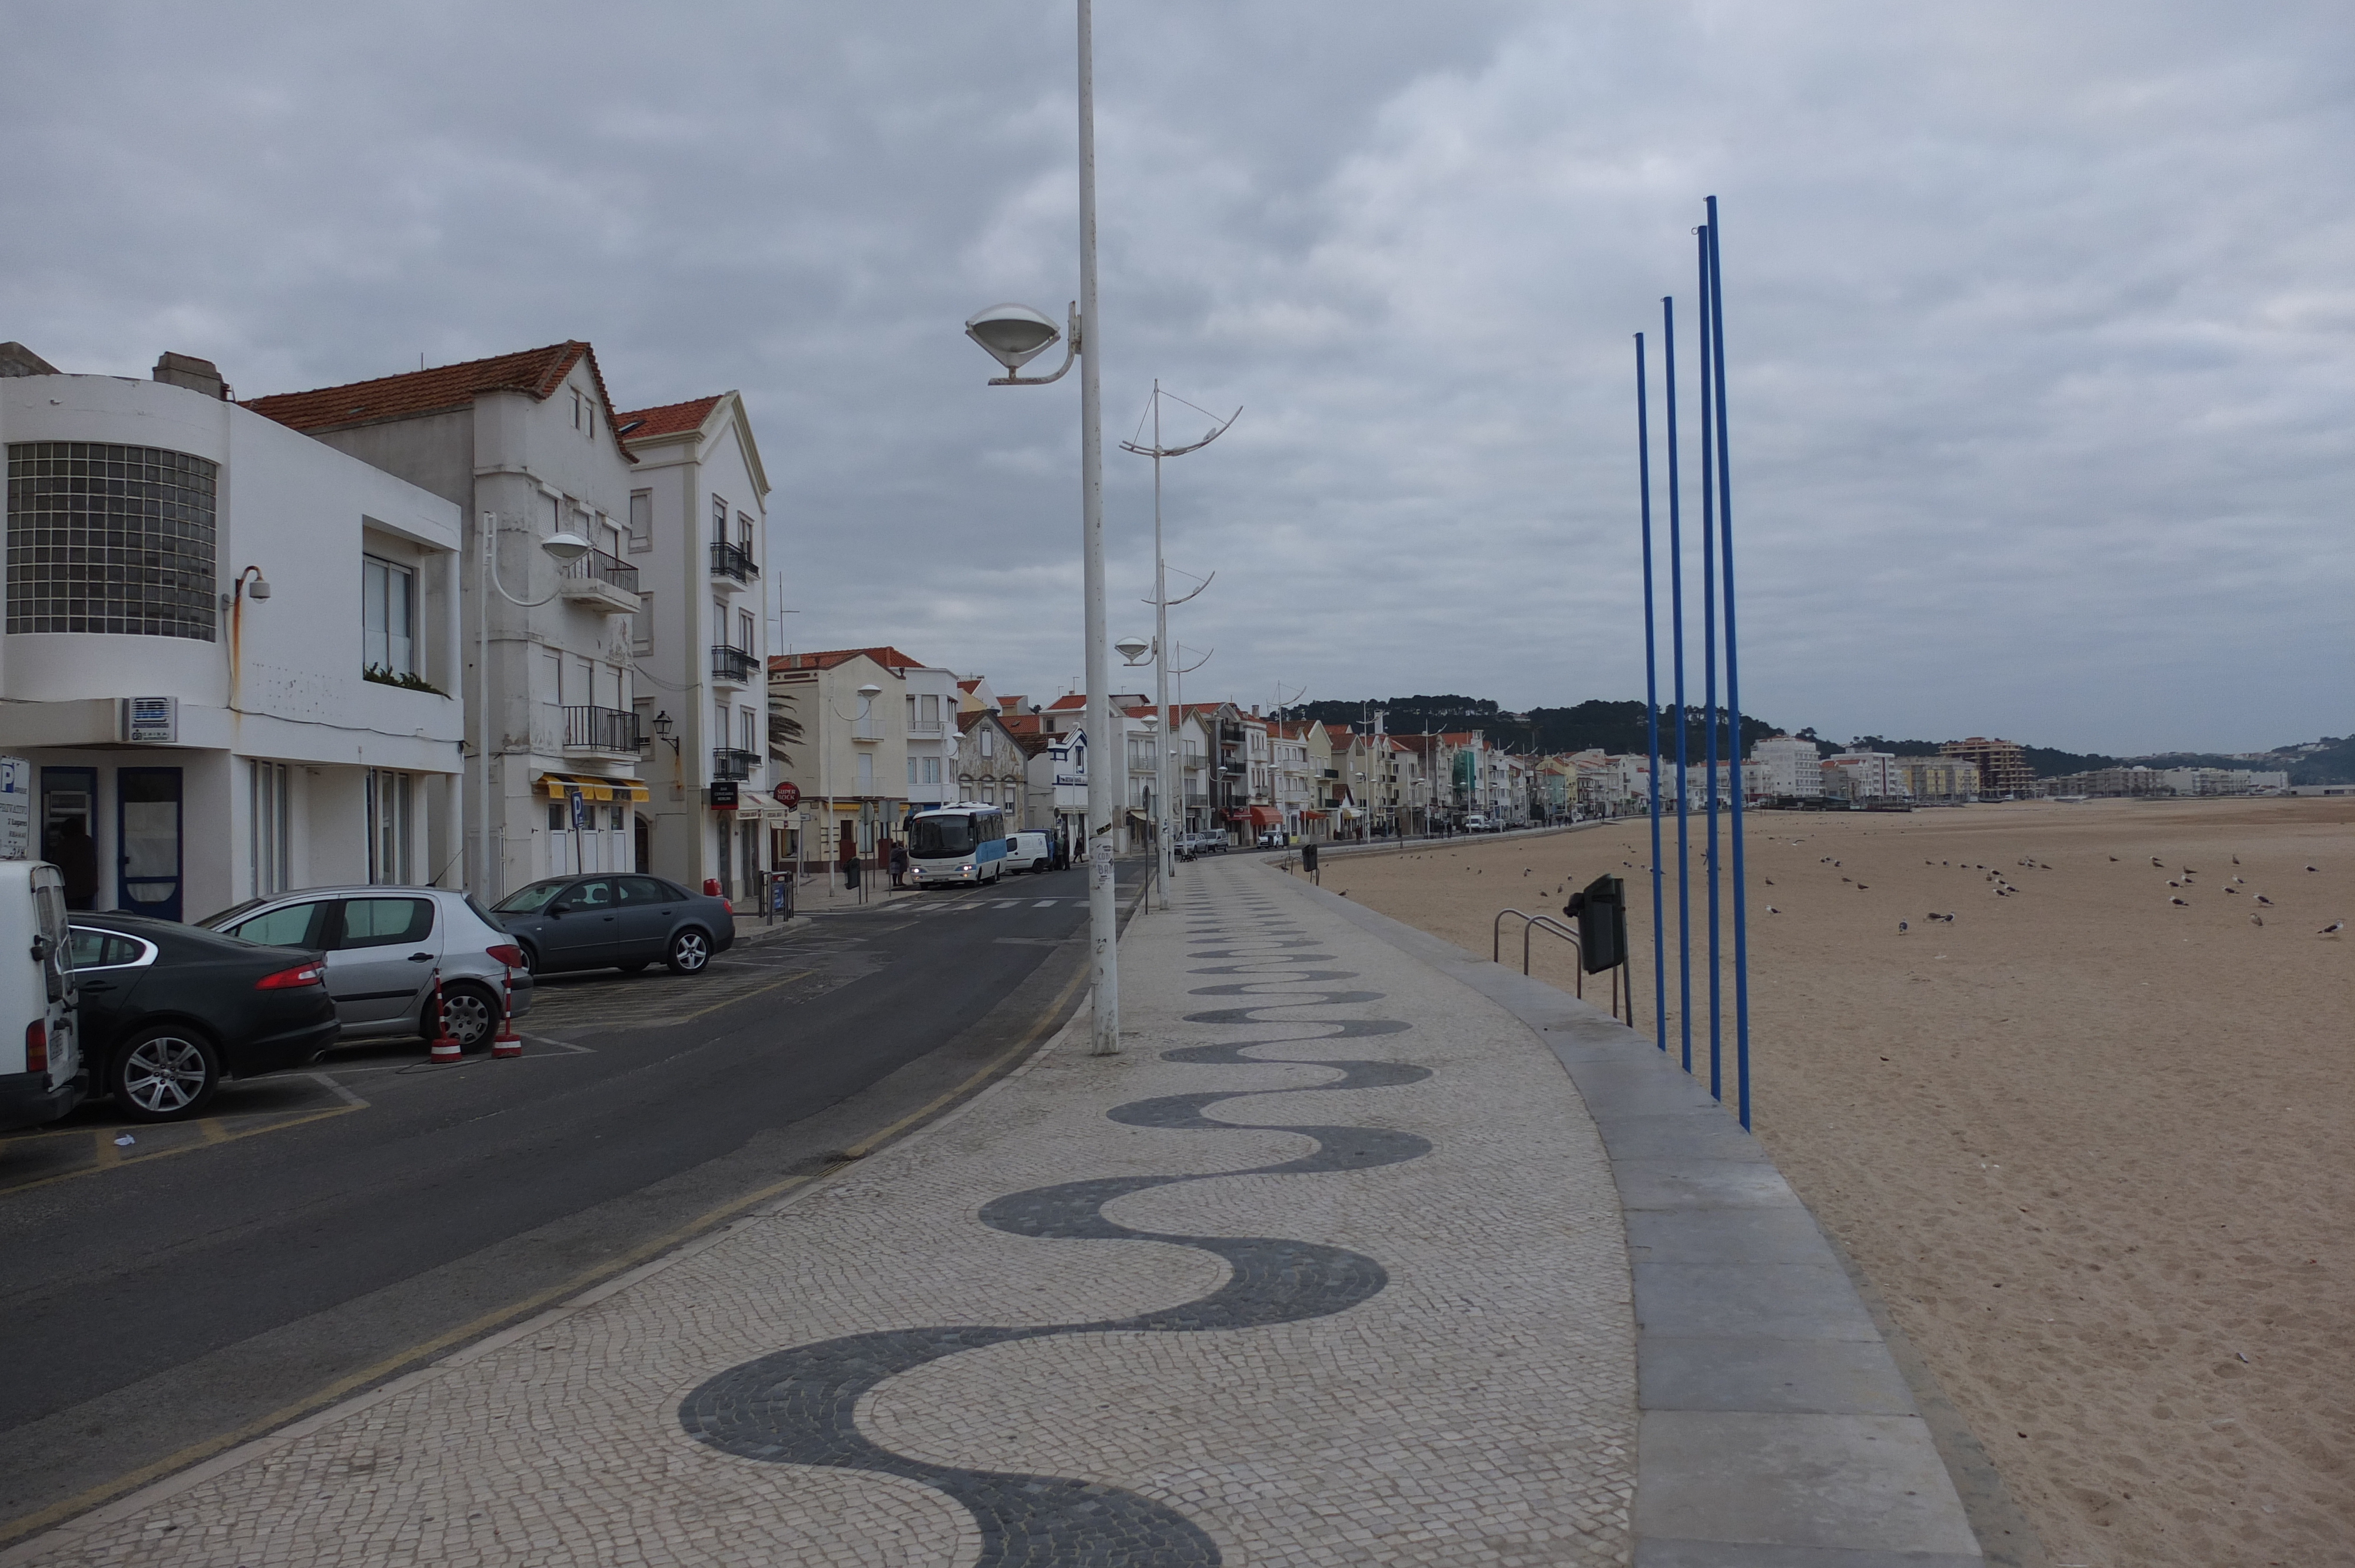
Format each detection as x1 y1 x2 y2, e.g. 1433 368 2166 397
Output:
964 303 1062 373
1114 634 1151 665
541 530 592 564
857 683 883 698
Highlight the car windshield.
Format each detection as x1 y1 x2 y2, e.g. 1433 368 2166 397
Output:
495 881 572 913
909 817 978 858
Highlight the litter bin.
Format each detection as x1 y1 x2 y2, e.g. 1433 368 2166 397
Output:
1301 842 1320 883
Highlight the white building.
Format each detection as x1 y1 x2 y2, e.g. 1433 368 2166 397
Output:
900 663 962 815
1750 733 1823 798
247 341 645 898
1 348 465 918
615 392 777 899
1823 749 1903 800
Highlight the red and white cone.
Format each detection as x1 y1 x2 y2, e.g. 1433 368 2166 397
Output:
491 966 523 1058
427 968 463 1063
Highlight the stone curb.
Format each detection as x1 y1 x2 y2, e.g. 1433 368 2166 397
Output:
1252 860 1992 1568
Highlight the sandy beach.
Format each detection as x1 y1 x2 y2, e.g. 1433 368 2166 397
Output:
1289 798 2353 1568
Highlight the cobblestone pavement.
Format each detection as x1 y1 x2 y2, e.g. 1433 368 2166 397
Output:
16 859 1636 1566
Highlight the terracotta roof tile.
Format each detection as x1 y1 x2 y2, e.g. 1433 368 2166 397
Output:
245 342 625 449
767 645 930 673
1046 693 1087 710
615 394 724 440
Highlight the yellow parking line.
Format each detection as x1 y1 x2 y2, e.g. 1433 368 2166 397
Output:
91 1131 122 1169
0 1104 365 1200
197 1118 230 1145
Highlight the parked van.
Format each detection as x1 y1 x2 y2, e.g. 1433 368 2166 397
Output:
0 861 83 1132
1006 831 1053 873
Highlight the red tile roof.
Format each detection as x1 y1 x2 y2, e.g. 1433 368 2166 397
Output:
767 646 930 673
245 341 624 444
1046 693 1087 710
615 394 724 440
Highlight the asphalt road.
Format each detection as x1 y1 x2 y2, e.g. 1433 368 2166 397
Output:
0 862 1132 1544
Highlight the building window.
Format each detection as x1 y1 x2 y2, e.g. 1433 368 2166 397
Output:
907 757 918 786
632 591 653 656
361 555 416 676
925 757 941 785
740 707 756 755
5 441 219 639
628 489 652 553
711 494 728 543
857 752 874 793
736 511 755 556
737 609 754 652
250 760 290 897
367 770 413 885
980 727 994 759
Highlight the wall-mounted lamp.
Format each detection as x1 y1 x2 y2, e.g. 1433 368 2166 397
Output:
652 710 679 755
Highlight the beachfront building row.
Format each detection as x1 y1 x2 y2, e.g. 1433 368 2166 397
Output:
0 337 778 917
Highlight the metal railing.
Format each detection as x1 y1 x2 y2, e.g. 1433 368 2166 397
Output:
711 748 760 780
711 644 759 684
1492 907 1631 1024
710 540 760 584
562 705 641 753
565 547 639 596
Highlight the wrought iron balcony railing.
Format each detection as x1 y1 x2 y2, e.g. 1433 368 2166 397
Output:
710 540 759 584
564 547 640 596
562 705 641 754
711 748 761 780
711 644 759 685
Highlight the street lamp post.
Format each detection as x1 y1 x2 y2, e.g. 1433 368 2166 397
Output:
1120 384 1236 910
962 0 1119 1053
479 512 591 900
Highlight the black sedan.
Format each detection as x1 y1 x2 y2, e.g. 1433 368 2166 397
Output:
490 874 736 976
68 913 341 1122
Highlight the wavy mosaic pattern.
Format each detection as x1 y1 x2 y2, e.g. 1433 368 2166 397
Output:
679 892 1429 1566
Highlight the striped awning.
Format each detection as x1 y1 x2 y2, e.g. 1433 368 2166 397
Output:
535 773 651 803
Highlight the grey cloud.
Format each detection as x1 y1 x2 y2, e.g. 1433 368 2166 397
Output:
4 0 2346 752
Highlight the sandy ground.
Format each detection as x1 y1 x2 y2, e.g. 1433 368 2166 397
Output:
1287 799 2353 1568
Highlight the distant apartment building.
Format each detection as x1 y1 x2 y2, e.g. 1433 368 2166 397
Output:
766 647 917 870
1750 734 1823 799
1822 749 1903 800
1940 736 2031 797
2157 767 2288 796
1895 756 1979 802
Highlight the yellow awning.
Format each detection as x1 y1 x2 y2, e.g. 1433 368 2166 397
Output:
535 773 651 803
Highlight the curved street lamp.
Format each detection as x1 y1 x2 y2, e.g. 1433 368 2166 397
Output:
961 0 1119 1055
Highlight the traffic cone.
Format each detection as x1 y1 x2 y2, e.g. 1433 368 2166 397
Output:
427 968 463 1063
491 966 523 1059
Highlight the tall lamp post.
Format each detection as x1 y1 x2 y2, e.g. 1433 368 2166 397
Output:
479 512 591 899
1120 383 1236 910
963 0 1118 1053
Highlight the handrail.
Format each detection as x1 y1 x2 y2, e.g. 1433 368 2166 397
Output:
1491 907 1587 996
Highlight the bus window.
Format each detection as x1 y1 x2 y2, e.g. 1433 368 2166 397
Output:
910 815 978 858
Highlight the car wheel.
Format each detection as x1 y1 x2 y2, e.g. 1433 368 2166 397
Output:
668 928 712 974
515 943 540 976
433 982 500 1054
111 1026 221 1122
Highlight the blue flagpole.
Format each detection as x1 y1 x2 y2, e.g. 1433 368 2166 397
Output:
1663 295 1691 1076
1707 195 1752 1131
1637 333 1667 1054
1698 224 1723 1103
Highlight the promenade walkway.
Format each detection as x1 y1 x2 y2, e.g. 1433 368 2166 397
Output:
9 858 1980 1567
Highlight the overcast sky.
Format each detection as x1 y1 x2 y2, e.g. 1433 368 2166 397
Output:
5 1 2347 754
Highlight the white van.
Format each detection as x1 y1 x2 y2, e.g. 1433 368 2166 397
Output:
1006 831 1053 873
0 861 82 1132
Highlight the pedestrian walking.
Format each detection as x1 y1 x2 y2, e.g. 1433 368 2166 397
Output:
889 839 909 889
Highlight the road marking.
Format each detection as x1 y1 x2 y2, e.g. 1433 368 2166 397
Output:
0 955 1092 1552
0 1101 367 1200
992 899 1021 909
1033 899 1058 907
196 1118 230 1145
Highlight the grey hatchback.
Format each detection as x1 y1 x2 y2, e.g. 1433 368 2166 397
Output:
195 887 532 1053
491 874 735 976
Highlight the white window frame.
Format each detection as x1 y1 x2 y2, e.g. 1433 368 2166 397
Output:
361 554 416 677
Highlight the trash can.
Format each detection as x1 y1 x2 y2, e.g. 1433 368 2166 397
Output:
1301 842 1319 883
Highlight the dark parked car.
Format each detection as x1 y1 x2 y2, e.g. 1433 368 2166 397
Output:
68 913 340 1122
492 874 735 976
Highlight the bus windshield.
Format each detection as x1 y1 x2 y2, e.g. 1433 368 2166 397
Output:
909 816 979 858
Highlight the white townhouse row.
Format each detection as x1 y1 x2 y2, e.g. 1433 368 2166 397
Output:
0 338 782 917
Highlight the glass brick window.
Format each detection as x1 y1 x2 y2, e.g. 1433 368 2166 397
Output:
6 441 219 639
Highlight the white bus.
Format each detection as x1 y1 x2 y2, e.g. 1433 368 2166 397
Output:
905 804 1011 888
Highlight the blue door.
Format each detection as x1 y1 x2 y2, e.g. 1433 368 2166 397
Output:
117 767 183 922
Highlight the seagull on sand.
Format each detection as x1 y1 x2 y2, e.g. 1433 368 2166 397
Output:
2251 913 2264 927
2233 855 2241 865
1767 906 1780 914
2171 897 2190 906
2323 922 2346 936
2309 865 2322 873
2152 858 2165 868
2109 855 2120 862
1899 921 1909 932
1857 883 1870 890
2256 894 2274 906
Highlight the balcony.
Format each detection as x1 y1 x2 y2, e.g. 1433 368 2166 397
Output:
562 705 642 756
711 748 761 781
559 548 641 612
710 540 759 589
711 644 759 686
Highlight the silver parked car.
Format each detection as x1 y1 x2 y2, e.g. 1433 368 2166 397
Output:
489 874 735 976
195 887 532 1053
